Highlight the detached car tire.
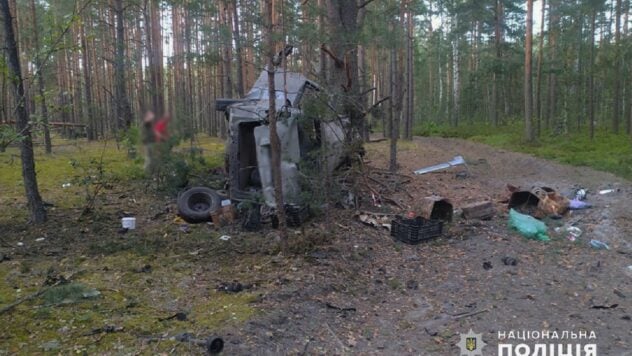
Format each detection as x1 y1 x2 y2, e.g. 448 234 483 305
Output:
177 187 222 223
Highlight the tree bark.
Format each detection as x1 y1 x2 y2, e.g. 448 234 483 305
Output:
404 4 414 140
324 0 362 139
29 0 52 153
146 0 164 116
525 0 535 142
613 0 622 133
232 0 245 97
1 0 47 223
263 0 288 251
535 0 545 136
546 0 559 130
589 9 596 140
80 17 96 140
114 0 133 130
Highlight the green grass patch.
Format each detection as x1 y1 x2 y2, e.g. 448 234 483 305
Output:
413 121 632 180
0 134 226 221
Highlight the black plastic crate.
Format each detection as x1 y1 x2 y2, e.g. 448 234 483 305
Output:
285 204 310 227
271 204 310 228
390 216 443 244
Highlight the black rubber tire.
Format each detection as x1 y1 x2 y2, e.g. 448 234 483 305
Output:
177 187 222 223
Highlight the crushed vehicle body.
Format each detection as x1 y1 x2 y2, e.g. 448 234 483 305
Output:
216 69 347 208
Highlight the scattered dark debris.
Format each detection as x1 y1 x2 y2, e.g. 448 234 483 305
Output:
146 333 224 354
483 261 493 270
44 272 68 286
217 281 251 293
117 228 128 235
424 327 438 336
308 251 328 260
591 304 618 310
0 253 11 262
622 315 631 321
158 312 188 322
502 257 518 266
325 302 356 313
83 325 124 336
325 302 356 317
613 289 626 298
455 171 469 179
406 280 419 290
134 264 152 273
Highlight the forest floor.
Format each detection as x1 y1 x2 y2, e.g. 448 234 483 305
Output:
0 136 631 355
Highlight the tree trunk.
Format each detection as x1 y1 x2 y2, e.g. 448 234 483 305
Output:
1 0 47 223
589 9 596 140
613 0 622 133
491 0 504 126
114 0 133 130
324 0 361 138
451 29 460 127
80 17 96 140
525 0 535 142
404 5 414 140
263 0 288 251
29 0 52 153
146 0 164 116
389 38 399 172
535 0 545 136
232 0 245 97
547 0 559 130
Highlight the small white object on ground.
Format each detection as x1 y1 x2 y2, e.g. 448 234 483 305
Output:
35 238 45 242
62 183 71 188
221 199 231 207
219 235 231 241
122 217 136 230
599 189 616 195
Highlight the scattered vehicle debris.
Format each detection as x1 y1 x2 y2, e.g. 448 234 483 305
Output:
219 235 231 241
413 155 466 175
598 189 617 195
416 196 453 222
589 240 610 250
483 261 493 270
390 215 443 244
356 212 392 230
569 199 592 210
508 209 549 241
461 200 495 220
507 186 569 218
575 188 587 201
501 257 518 266
177 187 221 223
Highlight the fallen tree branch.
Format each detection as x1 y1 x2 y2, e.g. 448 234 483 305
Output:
452 308 489 319
0 280 62 314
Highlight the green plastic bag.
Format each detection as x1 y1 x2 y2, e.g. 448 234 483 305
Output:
508 209 550 241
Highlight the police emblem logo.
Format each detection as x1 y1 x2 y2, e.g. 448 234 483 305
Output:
466 337 476 351
457 329 486 356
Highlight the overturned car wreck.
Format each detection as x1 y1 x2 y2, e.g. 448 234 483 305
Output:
217 70 348 207
214 70 348 213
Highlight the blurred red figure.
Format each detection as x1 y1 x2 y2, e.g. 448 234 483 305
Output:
153 114 171 142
